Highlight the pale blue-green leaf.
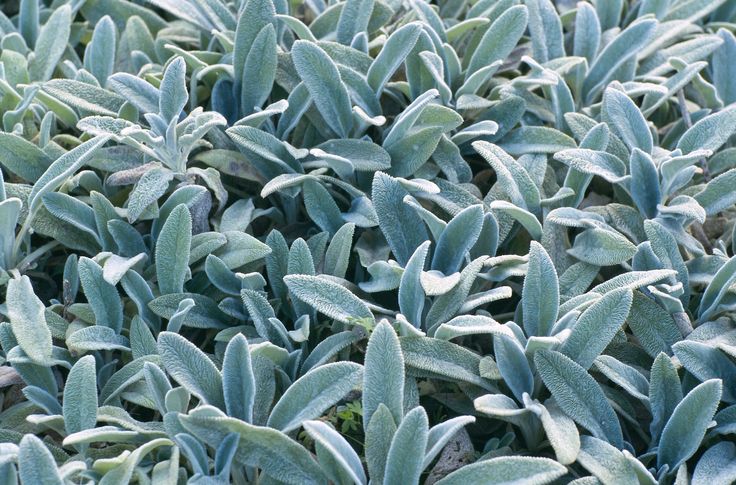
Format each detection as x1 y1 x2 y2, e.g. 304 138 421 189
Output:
367 22 423 93
28 5 71 81
222 334 255 423
363 320 404 429
594 355 649 402
649 353 683 443
677 107 736 154
304 420 367 485
291 40 353 138
466 5 528 78
435 456 566 485
84 16 116 85
582 19 657 101
658 379 723 471
629 149 660 218
576 435 638 485
0 131 52 183
431 205 484 274
495 333 534 401
284 274 374 324
672 340 736 403
400 336 488 389
241 24 277 116
67 326 130 352
713 29 736 106
554 148 627 183
29 135 110 215
159 57 188 121
568 228 637 266
373 172 429 266
560 287 633 369
268 362 363 432
602 88 653 154
6 275 52 365
78 257 123 333
535 350 623 448
336 0 375 44
156 204 192 295
63 355 97 437
180 406 326 484
692 442 736 485
525 398 580 465
18 435 63 485
573 2 600 62
157 331 225 409
523 241 559 337
383 406 428 485
525 0 564 63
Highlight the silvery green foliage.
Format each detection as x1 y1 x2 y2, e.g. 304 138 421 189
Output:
1 0 736 483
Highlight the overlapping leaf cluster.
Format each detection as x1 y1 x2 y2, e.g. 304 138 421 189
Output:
1 0 736 483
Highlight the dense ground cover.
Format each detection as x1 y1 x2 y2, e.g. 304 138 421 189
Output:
1 0 736 483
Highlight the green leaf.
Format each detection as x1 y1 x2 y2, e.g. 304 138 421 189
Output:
658 379 723 471
523 241 559 337
267 362 363 432
284 274 374 324
436 456 566 485
157 331 225 409
291 40 353 138
155 204 192 295
6 275 52 365
535 350 623 448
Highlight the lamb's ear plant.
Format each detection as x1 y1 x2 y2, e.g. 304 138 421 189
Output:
3 0 736 483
